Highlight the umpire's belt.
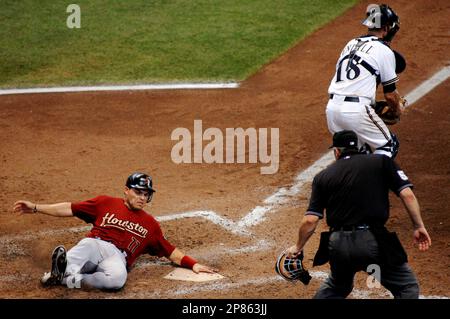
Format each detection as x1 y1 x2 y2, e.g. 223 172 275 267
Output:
329 94 360 103
330 224 371 232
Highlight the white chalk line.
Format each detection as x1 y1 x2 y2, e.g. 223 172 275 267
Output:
0 82 239 95
406 65 450 105
157 210 250 236
1 66 448 299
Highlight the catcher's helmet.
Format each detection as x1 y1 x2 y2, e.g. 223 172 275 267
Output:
275 251 312 285
362 4 400 42
126 172 155 202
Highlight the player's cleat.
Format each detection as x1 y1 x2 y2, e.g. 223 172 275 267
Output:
41 245 67 286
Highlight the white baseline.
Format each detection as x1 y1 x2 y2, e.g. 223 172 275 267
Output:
0 82 239 95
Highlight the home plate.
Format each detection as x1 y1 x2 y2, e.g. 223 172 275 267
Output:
164 268 225 282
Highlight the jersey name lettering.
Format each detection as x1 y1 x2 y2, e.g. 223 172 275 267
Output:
100 213 148 238
343 41 374 55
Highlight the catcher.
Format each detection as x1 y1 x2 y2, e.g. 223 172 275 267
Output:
325 4 408 158
281 131 431 299
13 172 217 290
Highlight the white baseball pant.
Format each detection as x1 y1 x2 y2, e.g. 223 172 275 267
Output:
62 238 128 290
326 95 394 157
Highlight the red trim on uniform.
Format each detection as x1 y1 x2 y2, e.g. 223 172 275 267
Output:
181 255 197 269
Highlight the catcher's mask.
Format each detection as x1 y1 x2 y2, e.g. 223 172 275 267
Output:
362 4 400 42
126 172 155 203
275 251 312 285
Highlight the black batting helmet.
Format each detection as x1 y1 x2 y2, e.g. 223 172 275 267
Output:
126 172 156 202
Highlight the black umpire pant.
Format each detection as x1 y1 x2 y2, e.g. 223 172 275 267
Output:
314 229 419 299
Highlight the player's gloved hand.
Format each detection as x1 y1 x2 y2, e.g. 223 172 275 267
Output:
374 100 401 125
192 263 218 274
400 96 408 110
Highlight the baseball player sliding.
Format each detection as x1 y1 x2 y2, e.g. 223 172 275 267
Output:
326 4 406 158
13 172 217 290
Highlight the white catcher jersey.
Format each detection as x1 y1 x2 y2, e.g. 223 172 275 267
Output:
328 35 398 103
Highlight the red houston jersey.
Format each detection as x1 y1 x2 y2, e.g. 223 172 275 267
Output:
71 195 175 268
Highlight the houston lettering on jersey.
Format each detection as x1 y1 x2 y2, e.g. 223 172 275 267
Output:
100 213 148 238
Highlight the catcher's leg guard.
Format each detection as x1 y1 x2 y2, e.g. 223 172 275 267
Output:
376 131 399 158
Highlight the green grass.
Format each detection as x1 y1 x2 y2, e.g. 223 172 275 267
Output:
0 0 357 88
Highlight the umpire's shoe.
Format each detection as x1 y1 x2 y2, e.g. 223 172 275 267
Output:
41 245 67 286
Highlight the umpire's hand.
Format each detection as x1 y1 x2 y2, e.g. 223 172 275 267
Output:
285 245 302 259
414 227 431 251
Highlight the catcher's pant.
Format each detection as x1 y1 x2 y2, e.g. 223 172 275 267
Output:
326 95 394 157
313 229 419 299
63 238 127 290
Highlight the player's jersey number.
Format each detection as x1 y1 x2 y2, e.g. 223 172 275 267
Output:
128 237 141 253
336 54 374 83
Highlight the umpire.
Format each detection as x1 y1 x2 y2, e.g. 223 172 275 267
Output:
286 130 431 299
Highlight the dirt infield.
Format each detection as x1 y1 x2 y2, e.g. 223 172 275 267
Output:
0 0 449 298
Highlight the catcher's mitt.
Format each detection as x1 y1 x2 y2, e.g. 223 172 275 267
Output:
275 251 312 285
374 99 405 125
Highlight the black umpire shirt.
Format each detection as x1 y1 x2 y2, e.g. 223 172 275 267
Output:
306 152 413 227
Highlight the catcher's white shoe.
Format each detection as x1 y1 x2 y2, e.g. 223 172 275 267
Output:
41 245 67 286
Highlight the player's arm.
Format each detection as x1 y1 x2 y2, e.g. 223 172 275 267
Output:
286 175 323 258
383 86 403 117
168 248 218 274
385 158 431 252
381 46 406 117
13 200 73 217
399 188 431 251
286 214 320 257
296 214 320 251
